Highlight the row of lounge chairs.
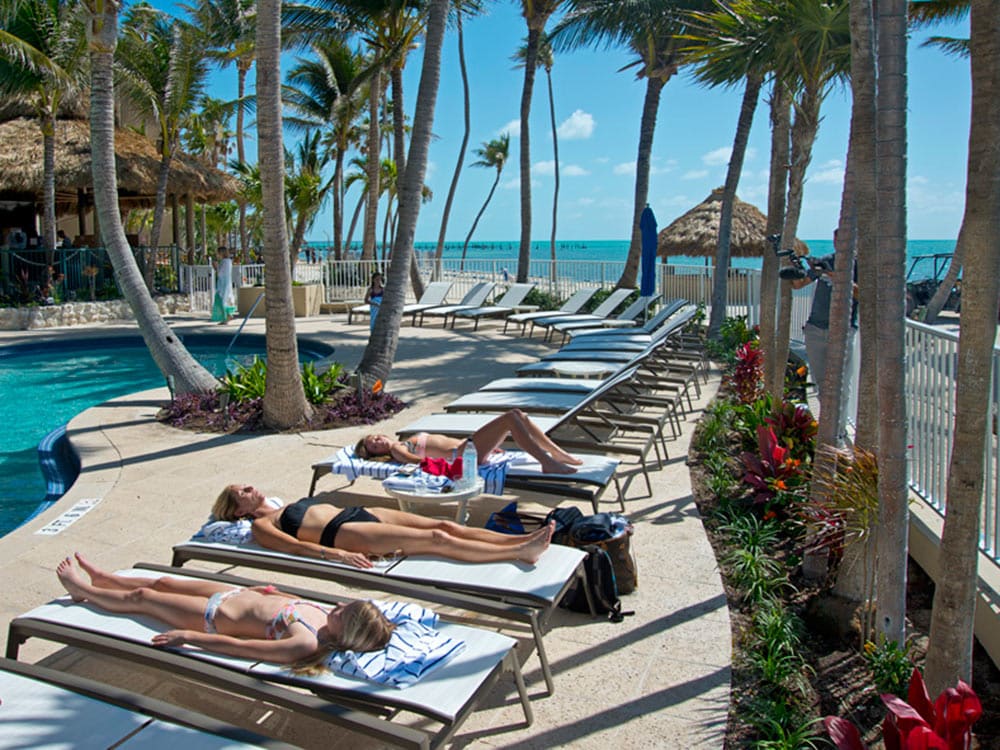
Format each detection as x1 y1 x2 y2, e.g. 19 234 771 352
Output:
5 296 708 749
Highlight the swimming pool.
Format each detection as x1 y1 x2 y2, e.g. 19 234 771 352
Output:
0 333 334 537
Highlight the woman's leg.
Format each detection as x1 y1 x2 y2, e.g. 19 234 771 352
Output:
336 522 554 564
74 553 238 598
367 508 550 545
57 558 208 631
471 409 581 472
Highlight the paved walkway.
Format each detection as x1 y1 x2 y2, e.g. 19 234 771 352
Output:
0 312 730 748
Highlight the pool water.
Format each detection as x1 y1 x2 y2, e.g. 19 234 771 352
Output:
0 333 333 537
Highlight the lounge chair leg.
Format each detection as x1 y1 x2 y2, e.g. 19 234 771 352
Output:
531 618 555 696
506 652 534 726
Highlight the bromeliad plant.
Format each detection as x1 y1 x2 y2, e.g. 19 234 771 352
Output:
766 400 818 463
728 341 764 405
825 668 982 750
741 425 808 507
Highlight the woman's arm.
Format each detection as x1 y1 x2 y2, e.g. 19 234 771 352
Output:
251 516 373 568
388 441 422 463
151 629 317 663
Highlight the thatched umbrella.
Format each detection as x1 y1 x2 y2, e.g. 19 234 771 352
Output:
657 187 809 258
0 117 238 209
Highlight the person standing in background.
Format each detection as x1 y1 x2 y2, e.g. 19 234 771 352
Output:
211 247 236 324
364 271 385 333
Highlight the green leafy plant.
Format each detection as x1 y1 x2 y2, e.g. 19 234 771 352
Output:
718 513 782 556
695 399 736 454
221 356 268 402
301 362 346 405
862 637 913 698
706 315 756 365
523 287 562 310
722 545 788 603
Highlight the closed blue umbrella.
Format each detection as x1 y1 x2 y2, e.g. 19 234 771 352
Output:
639 204 658 298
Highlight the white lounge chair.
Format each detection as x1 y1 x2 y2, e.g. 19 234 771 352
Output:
8 566 535 750
547 296 650 344
563 298 688 340
348 280 452 325
413 281 495 327
503 286 600 336
450 283 536 330
0 658 282 749
529 287 636 341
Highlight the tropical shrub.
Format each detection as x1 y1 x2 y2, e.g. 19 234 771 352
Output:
741 425 808 506
301 362 346 404
863 637 914 699
766 400 818 462
706 315 756 365
728 341 764 405
221 356 268 402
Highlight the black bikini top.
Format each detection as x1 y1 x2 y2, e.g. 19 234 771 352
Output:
278 497 325 539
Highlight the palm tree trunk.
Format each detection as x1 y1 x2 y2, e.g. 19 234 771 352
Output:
333 149 345 259
256 0 312 429
921 242 964 323
185 193 195 266
363 67 382 262
618 76 666 290
925 0 1000 695
874 0 910 647
237 63 249 260
547 67 559 287
517 27 540 284
85 0 215 395
147 151 173 289
358 0 448 384
345 191 364 253
852 0 880 453
434 8 470 281
462 173 501 270
41 112 57 260
709 71 762 339
759 80 790 387
769 90 821 399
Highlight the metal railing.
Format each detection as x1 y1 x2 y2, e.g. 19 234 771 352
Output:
905 320 1000 560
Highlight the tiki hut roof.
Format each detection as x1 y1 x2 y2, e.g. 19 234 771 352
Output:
0 117 237 208
657 187 809 258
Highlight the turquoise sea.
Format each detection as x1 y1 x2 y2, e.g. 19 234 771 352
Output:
321 238 957 281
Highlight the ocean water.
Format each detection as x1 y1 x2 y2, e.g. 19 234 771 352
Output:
320 239 957 280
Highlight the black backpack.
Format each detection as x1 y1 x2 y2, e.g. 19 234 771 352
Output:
560 545 634 623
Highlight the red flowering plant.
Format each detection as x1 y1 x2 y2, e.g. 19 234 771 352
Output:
727 341 764 405
824 668 982 750
765 400 818 463
741 424 808 508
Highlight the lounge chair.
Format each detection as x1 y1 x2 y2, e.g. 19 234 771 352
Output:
348 280 452 325
414 282 495 327
7 565 535 750
547 296 650 344
503 286 599 336
450 283 536 330
0 657 283 749
172 523 589 697
528 287 636 340
562 298 687 340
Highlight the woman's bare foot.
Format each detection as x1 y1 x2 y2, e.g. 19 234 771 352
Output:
539 455 578 474
518 530 552 564
550 448 584 466
74 553 122 589
56 557 89 602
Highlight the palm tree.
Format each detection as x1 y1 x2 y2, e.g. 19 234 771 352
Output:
285 130 334 269
284 37 367 260
552 0 713 290
515 32 560 283
514 0 563 284
256 0 313 428
874 0 910 647
186 0 257 259
462 134 511 269
181 95 233 260
118 5 208 283
357 0 449 385
925 0 998 693
683 0 768 339
0 0 87 257
81 0 217 395
433 1 484 279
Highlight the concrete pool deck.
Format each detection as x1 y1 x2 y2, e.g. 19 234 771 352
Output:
0 312 731 749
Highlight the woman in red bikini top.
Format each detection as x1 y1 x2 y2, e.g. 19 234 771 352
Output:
55 553 393 670
357 409 582 475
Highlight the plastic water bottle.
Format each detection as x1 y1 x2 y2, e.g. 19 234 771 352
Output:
460 441 478 491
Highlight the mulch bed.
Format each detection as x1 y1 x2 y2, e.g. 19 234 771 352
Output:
688 452 1000 749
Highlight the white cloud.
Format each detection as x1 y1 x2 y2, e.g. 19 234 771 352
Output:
702 147 731 167
683 169 709 180
557 109 595 140
810 159 844 185
613 162 635 176
533 161 556 176
498 120 520 139
577 197 596 206
563 164 590 176
533 161 589 176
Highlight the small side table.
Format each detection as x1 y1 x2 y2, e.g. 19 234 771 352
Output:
546 361 619 379
382 477 484 525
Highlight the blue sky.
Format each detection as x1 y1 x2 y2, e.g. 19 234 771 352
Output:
157 2 971 243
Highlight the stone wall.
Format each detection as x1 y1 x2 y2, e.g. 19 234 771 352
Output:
0 295 192 330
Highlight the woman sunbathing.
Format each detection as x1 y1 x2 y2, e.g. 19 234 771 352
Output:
56 553 393 669
214 484 554 569
357 409 582 475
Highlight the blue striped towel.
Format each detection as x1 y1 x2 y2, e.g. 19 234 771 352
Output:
328 446 510 495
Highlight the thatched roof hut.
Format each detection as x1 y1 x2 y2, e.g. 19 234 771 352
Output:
0 117 238 210
657 187 809 258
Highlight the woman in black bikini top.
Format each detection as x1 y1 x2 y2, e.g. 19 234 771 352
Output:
214 484 554 569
